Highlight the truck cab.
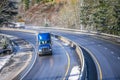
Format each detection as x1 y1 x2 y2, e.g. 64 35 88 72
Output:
37 33 52 55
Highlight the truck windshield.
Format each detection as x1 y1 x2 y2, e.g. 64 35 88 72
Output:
39 41 50 45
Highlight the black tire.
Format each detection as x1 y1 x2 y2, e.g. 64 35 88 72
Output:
6 50 11 55
50 51 52 55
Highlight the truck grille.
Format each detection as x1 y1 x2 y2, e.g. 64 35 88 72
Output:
42 48 49 52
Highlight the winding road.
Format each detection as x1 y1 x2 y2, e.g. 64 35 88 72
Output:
0 30 80 80
45 29 120 80
1 28 120 80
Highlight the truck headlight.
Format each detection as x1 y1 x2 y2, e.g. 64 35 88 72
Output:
39 49 42 52
49 49 52 51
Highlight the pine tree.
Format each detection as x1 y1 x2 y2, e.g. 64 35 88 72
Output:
24 0 30 10
36 0 41 3
113 0 120 35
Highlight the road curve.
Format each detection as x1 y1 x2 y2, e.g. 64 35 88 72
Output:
1 28 120 80
26 27 120 80
0 30 81 80
48 30 120 80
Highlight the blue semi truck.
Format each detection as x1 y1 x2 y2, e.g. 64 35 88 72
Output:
37 33 52 55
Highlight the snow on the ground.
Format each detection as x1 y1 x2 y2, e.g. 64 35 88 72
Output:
52 37 58 41
19 44 32 50
15 51 31 56
62 42 69 46
0 55 11 70
68 66 80 80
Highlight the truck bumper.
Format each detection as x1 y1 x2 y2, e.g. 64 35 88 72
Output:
38 51 52 56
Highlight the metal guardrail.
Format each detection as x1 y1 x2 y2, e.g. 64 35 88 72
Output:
0 28 86 80
51 34 86 80
28 26 120 43
2 27 119 79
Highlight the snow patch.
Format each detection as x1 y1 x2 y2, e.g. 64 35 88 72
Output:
68 66 80 80
52 37 58 40
15 52 31 56
0 55 11 70
19 44 32 49
62 42 69 46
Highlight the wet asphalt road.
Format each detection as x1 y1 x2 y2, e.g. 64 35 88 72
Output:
1 28 120 80
0 30 80 80
46 29 120 80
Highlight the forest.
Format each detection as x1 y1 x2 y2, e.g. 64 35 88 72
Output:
0 0 120 35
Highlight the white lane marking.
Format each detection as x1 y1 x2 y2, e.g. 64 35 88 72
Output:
20 43 37 80
111 51 114 54
98 44 101 46
104 47 108 50
118 57 120 60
